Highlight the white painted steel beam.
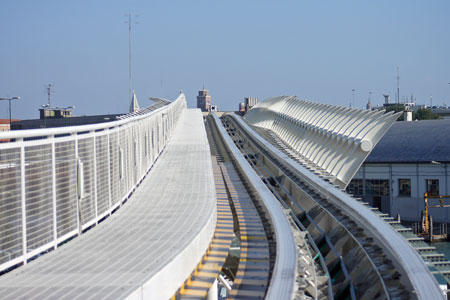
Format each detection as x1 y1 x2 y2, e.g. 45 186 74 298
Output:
245 96 400 187
232 113 444 300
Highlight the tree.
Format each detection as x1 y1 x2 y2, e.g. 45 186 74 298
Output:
384 104 406 121
413 108 440 120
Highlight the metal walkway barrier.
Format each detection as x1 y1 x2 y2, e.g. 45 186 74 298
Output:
0 108 216 300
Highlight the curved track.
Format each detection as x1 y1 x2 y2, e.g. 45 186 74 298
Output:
217 113 444 300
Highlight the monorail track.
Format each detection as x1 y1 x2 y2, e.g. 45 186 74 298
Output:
208 112 445 300
205 114 299 299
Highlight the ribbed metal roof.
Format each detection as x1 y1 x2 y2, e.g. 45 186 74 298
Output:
366 118 450 163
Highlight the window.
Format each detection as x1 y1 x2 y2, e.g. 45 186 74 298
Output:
365 179 390 196
347 179 363 196
426 179 439 196
398 179 411 196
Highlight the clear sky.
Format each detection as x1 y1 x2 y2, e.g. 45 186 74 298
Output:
1 0 449 120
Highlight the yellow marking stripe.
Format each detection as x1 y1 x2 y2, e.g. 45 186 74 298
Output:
241 235 267 240
214 233 234 238
195 271 219 278
189 280 212 288
179 289 207 297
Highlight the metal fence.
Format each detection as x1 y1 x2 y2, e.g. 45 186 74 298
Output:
0 93 187 272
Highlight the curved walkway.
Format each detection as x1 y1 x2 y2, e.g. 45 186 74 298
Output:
0 109 216 300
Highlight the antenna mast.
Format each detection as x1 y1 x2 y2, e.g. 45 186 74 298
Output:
125 13 138 100
396 67 400 104
46 84 54 108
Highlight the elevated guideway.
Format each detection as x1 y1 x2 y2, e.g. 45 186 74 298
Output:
1 93 448 300
0 109 216 300
213 95 446 299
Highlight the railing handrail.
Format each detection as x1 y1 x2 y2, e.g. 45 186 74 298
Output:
0 92 187 274
0 93 184 141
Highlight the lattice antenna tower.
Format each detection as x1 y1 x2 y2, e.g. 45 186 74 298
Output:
124 13 139 100
396 67 400 104
45 84 54 108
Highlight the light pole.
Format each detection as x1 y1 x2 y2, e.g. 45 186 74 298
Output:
352 89 355 108
0 96 20 126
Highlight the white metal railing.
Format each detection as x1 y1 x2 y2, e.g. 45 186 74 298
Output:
0 93 187 272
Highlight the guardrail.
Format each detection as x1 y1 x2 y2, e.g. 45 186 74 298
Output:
0 93 187 273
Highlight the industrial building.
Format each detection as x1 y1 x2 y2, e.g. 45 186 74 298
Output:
348 118 450 223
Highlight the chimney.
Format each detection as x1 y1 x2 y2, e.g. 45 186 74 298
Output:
404 110 412 122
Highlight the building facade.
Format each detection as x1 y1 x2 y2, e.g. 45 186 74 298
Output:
197 89 211 112
347 119 450 222
244 97 258 111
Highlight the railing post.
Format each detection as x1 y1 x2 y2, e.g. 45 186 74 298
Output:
93 134 98 222
19 138 27 264
106 129 112 209
74 134 81 236
51 135 57 248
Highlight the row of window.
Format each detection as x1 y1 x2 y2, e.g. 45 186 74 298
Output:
347 178 441 197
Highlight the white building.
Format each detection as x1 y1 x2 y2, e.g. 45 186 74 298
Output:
347 119 450 222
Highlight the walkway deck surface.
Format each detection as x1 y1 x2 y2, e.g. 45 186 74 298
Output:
0 109 216 300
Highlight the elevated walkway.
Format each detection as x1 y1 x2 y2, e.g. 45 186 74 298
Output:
0 109 216 300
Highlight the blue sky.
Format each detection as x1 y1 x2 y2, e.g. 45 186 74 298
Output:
1 0 449 119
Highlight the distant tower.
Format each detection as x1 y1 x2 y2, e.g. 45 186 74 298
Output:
366 92 372 110
244 97 258 112
197 88 211 112
129 91 140 113
383 94 390 105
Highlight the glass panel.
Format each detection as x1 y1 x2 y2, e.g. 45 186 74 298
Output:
365 179 390 196
346 179 363 196
398 179 411 197
426 179 439 196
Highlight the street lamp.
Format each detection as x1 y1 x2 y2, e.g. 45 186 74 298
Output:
352 89 355 108
0 96 20 126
